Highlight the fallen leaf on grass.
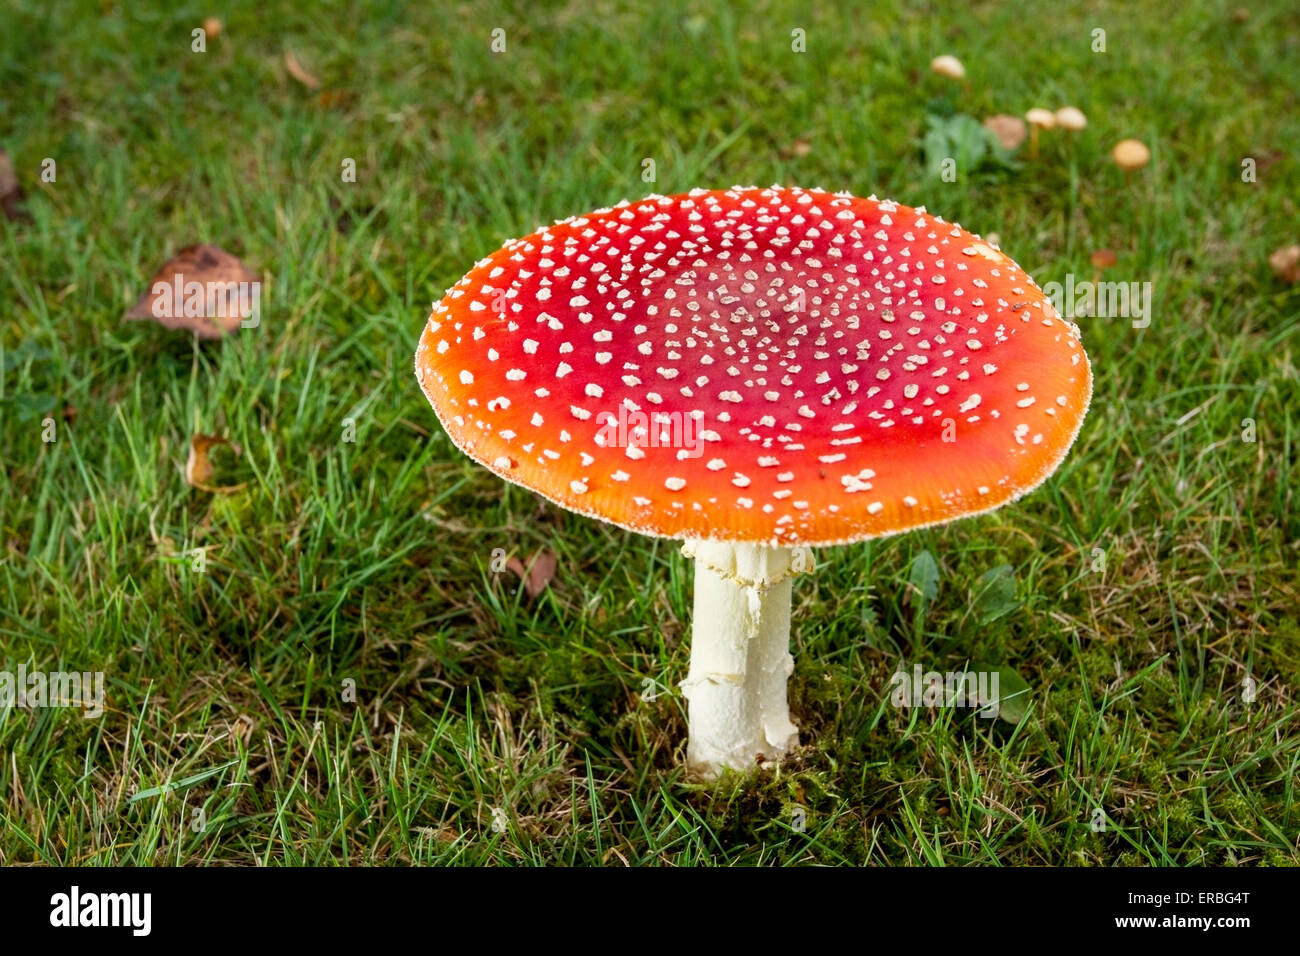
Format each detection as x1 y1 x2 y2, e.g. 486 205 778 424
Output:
124 244 261 339
1250 149 1285 175
314 89 355 110
0 150 27 221
506 550 557 598
284 50 321 90
983 114 1027 151
186 433 246 493
780 138 813 159
1269 244 1300 284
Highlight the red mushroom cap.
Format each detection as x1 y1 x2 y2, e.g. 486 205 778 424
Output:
416 186 1091 547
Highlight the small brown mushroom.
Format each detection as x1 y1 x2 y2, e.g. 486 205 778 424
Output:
1090 248 1118 284
1112 139 1151 184
1086 249 1119 316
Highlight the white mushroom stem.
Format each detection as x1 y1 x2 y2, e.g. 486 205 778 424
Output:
679 539 813 778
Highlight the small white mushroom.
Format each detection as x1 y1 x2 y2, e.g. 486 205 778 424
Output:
1055 106 1087 131
930 54 966 80
1024 108 1056 158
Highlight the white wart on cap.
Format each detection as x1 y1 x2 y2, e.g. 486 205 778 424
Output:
416 187 1092 547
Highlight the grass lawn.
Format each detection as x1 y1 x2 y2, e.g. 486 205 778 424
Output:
1 0 1297 865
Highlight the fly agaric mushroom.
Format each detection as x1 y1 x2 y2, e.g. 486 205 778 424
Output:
415 186 1092 777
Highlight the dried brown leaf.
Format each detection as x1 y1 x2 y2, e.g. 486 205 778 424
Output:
314 89 354 110
1251 149 1285 174
1270 244 1300 284
780 138 812 159
124 244 260 339
284 50 321 90
0 150 26 221
983 114 1027 151
505 550 558 598
186 433 246 493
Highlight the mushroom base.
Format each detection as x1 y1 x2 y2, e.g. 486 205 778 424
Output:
679 540 811 777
